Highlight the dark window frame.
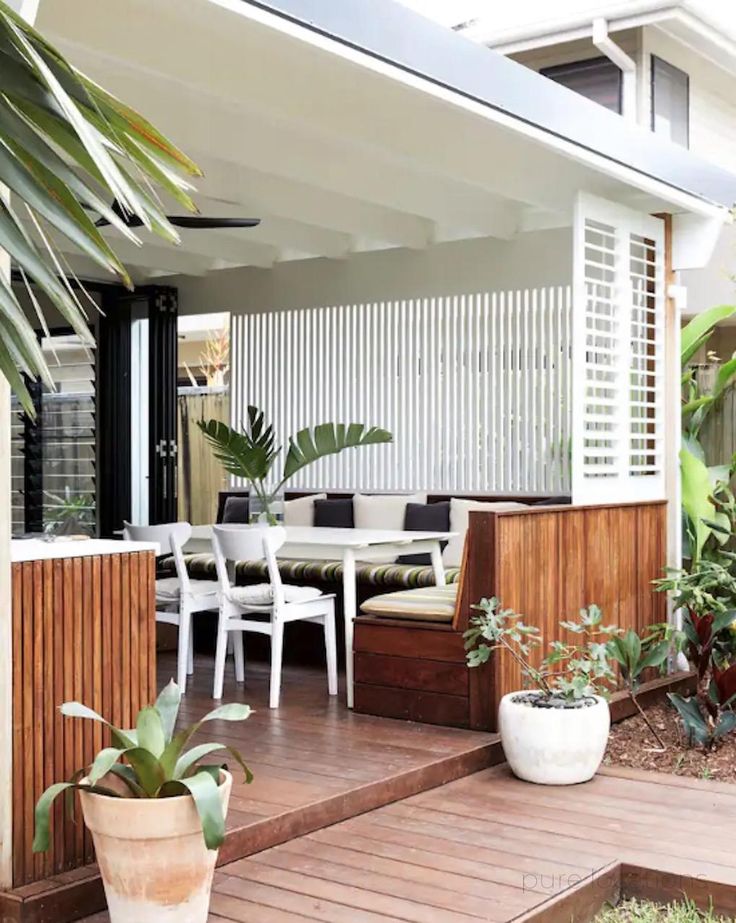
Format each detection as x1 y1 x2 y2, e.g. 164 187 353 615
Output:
650 54 690 148
540 56 623 115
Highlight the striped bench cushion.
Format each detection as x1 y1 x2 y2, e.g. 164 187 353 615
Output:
360 584 458 623
159 553 461 589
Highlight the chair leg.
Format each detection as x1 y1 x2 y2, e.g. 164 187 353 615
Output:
213 607 229 700
177 607 191 694
323 604 338 697
269 621 284 709
187 621 195 676
233 631 245 683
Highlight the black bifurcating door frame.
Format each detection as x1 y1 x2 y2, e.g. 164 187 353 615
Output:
147 286 178 524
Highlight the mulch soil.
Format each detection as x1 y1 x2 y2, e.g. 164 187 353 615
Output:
605 701 736 782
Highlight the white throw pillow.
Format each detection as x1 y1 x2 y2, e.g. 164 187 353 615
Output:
443 499 529 567
283 493 327 527
354 492 427 563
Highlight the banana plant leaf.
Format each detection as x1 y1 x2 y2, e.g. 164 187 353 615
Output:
681 305 736 366
680 446 719 563
283 422 393 480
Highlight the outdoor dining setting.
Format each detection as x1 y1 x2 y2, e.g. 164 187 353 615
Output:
6 0 736 922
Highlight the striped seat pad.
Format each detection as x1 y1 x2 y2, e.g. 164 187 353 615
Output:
360 584 458 623
159 554 460 589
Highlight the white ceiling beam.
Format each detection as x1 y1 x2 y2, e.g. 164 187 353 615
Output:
186 197 353 258
101 225 278 269
193 159 432 250
52 46 525 240
100 239 215 277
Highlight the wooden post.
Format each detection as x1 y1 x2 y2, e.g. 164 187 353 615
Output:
661 213 682 575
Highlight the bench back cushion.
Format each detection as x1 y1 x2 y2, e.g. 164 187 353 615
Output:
354 492 427 562
443 499 528 566
398 502 450 565
284 493 327 526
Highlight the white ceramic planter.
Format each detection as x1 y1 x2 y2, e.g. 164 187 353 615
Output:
80 770 232 923
498 693 610 785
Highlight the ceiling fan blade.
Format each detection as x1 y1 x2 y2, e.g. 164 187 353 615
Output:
95 213 144 229
94 202 261 230
168 216 261 229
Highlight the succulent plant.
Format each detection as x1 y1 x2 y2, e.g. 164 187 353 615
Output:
33 680 252 852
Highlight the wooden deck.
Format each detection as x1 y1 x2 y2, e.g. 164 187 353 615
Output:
6 652 499 922
83 760 736 923
177 652 500 863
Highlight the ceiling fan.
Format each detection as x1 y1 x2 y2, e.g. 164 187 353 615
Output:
94 199 261 230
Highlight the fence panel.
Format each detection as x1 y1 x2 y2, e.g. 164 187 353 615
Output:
231 287 572 494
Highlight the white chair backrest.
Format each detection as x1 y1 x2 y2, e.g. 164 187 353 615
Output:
123 521 192 591
212 525 286 606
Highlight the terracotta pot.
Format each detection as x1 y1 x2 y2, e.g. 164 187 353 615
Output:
499 693 610 785
79 770 232 923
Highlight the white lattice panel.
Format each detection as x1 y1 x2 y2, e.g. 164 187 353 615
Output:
231 287 572 494
572 193 665 504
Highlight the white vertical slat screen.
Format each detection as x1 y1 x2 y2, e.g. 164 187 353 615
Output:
231 286 572 494
571 193 665 504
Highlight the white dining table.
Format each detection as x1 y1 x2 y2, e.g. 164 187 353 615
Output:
186 524 455 707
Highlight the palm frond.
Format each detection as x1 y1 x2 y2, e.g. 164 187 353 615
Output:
0 0 201 413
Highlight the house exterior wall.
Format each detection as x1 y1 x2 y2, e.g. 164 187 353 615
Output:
170 228 572 316
511 26 736 169
509 26 736 317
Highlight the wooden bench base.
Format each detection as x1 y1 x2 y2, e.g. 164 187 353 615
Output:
353 616 475 728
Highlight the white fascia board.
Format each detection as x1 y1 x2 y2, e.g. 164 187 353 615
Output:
463 3 681 50
208 0 727 222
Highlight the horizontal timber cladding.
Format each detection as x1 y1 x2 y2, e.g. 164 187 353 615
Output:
231 287 572 495
461 502 667 728
10 552 156 886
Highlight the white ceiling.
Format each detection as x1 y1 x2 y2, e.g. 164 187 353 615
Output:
33 0 725 285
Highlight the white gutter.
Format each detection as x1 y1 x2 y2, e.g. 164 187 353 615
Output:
462 3 682 53
592 17 637 122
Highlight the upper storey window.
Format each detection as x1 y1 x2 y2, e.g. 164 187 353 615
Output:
651 55 689 147
541 56 622 114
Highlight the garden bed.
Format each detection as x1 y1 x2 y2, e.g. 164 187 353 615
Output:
515 863 736 923
605 701 736 782
595 897 731 923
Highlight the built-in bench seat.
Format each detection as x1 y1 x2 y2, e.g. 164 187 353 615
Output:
353 501 669 732
159 553 461 590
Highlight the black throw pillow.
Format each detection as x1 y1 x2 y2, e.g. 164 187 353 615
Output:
222 496 250 524
314 498 355 528
398 501 450 565
533 496 571 506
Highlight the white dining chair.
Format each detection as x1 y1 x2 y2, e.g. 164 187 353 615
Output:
212 524 338 707
123 521 220 693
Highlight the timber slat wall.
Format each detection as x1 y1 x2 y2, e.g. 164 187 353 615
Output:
10 552 156 887
461 502 667 728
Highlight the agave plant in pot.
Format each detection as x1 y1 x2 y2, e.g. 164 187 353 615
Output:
465 599 619 784
34 681 251 923
198 406 392 524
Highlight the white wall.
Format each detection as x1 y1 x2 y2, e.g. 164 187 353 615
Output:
167 229 572 316
681 224 736 316
641 28 736 173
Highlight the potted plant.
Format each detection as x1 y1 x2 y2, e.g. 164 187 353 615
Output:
33 681 251 923
465 599 618 785
198 405 392 524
